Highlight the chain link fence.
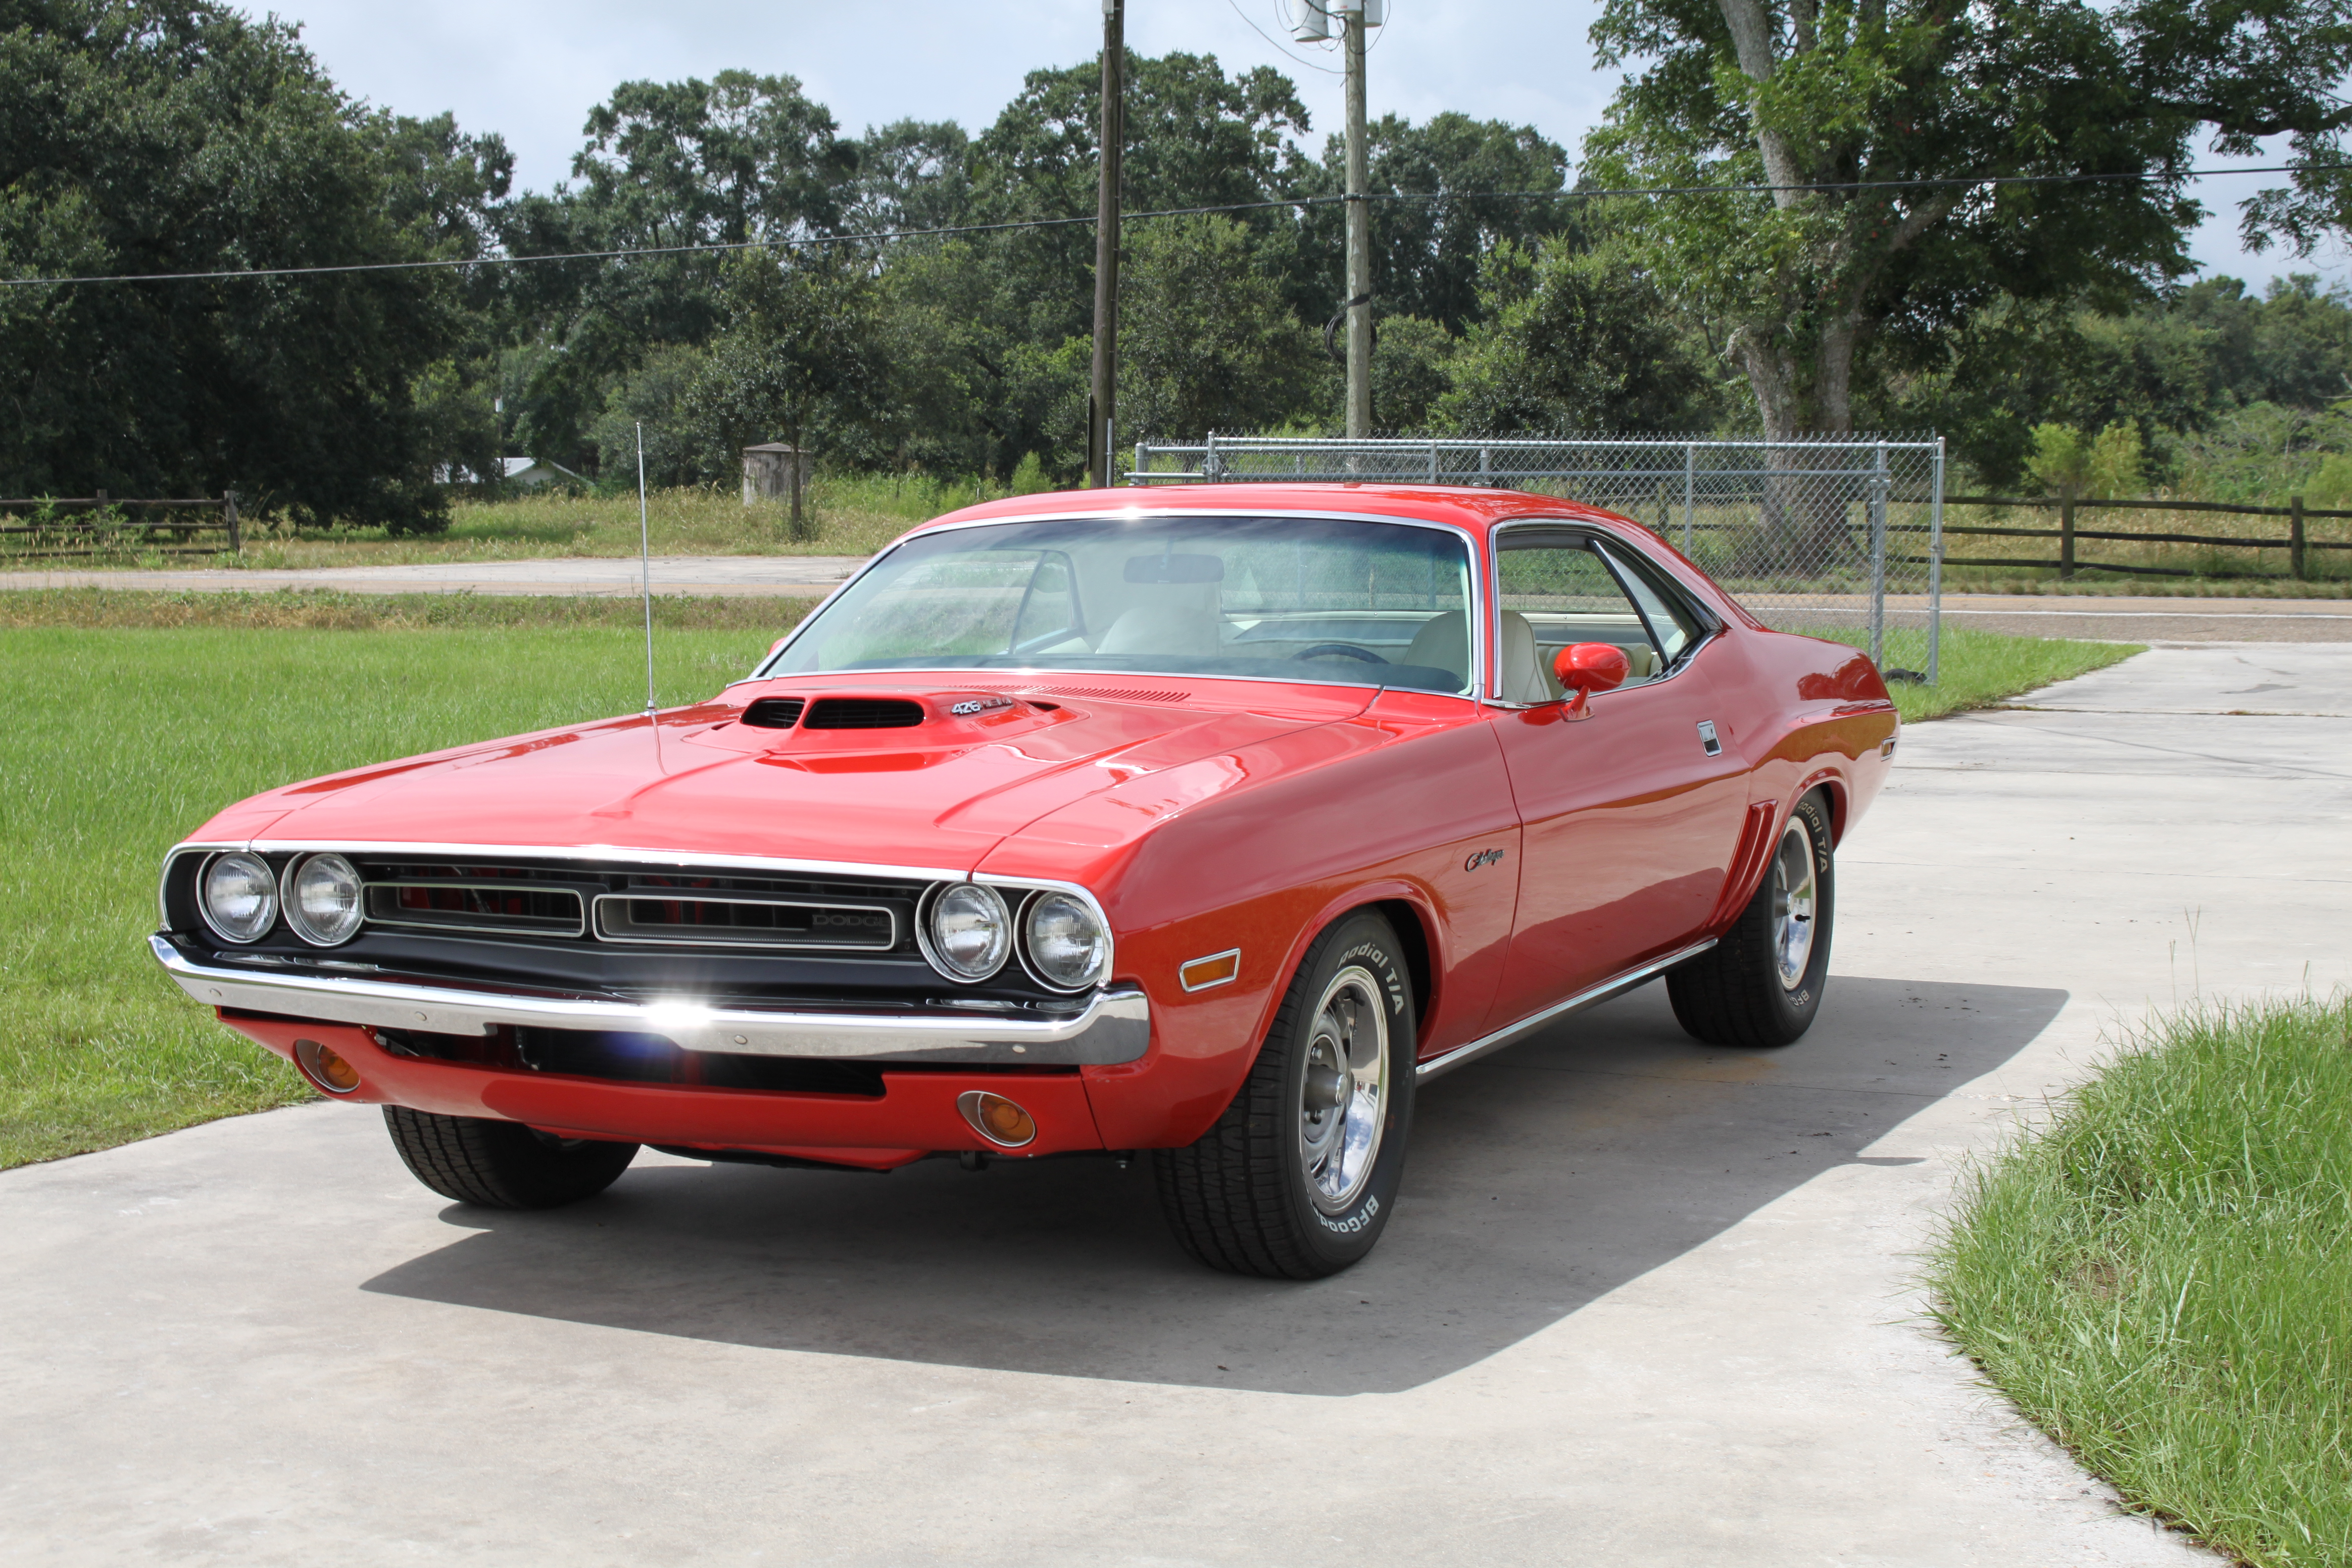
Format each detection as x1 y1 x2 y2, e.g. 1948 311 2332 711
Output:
1129 435 1946 683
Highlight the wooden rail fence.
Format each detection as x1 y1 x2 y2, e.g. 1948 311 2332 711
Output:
0 492 241 559
1942 493 2351 580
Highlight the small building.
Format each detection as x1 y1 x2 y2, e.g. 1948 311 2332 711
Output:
432 457 585 489
742 443 807 508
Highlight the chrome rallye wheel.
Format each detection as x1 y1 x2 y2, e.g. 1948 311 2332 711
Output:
1155 910 1417 1277
1667 790 1835 1049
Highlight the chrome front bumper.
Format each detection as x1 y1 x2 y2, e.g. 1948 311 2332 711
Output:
149 934 1151 1067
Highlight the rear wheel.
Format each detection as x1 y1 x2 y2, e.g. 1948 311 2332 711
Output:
1667 791 1834 1049
1153 910 1417 1278
383 1106 637 1209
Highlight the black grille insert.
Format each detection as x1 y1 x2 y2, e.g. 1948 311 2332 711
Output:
802 697 925 730
363 867 588 937
595 879 900 949
740 697 805 729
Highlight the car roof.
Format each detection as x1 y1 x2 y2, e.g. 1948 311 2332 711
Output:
908 483 1632 538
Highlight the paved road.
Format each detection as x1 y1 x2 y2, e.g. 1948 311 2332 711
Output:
5 644 2349 1566
6 556 2352 639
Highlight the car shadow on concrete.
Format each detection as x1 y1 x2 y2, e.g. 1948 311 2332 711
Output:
361 975 2062 1395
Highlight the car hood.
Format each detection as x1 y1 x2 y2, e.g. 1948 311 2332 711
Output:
233 679 1371 874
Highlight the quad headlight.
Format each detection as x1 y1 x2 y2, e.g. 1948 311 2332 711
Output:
923 882 1012 982
282 853 364 946
1022 891 1109 991
200 852 279 944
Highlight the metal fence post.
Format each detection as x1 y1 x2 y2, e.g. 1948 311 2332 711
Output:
1205 431 1219 483
1681 442 1695 554
1927 439 1945 686
1479 445 1492 487
1868 441 1888 668
1131 441 1146 485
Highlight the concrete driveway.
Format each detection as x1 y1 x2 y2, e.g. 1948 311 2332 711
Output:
5 644 2348 1566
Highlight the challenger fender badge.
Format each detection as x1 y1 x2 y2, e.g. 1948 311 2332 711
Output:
1465 847 1508 872
948 696 1015 716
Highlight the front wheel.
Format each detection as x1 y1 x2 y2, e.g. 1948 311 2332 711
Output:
1667 790 1835 1049
1154 910 1418 1278
384 1106 638 1209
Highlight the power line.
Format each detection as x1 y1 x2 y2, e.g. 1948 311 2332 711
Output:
3 161 2337 290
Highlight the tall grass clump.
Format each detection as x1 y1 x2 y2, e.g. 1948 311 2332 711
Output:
1811 625 2140 722
1931 994 2352 1566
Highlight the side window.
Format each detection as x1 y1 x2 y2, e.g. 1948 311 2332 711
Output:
1493 538 1666 698
1010 551 1085 654
1600 545 1706 669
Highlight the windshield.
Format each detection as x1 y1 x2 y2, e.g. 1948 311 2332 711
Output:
766 514 1476 695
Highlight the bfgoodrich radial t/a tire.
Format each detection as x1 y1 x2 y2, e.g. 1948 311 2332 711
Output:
1154 910 1418 1278
384 1106 638 1209
1667 790 1835 1049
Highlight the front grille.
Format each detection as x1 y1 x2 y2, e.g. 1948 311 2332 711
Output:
802 697 926 730
363 867 589 937
347 858 926 954
594 879 898 950
740 696 805 729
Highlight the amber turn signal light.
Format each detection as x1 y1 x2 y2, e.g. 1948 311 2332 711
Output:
294 1038 362 1095
1178 948 1241 992
956 1089 1037 1148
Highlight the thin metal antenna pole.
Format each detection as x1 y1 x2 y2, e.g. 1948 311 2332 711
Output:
637 422 655 716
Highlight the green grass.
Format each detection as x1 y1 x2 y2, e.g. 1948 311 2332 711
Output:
1813 625 2143 722
1931 995 2352 1566
0 600 813 1168
0 597 2130 1168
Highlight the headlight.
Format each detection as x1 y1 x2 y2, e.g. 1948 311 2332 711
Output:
200 852 278 943
283 853 364 946
1022 891 1109 991
923 883 1011 981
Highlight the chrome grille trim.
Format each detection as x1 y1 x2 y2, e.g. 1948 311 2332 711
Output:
590 891 900 951
362 879 589 939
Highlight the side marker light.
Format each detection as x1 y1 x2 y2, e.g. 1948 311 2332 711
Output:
1179 949 1241 992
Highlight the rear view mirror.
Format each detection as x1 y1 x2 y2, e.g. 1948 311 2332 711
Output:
1124 553 1224 585
1555 642 1630 696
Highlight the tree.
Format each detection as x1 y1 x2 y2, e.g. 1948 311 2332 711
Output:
505 72 857 470
691 246 886 537
1582 0 2352 442
1115 215 1314 441
1293 112 1572 334
0 0 475 529
1435 239 1720 434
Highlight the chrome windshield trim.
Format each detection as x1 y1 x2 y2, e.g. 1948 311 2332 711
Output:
148 934 1150 1067
747 506 1486 704
1415 938 1718 1083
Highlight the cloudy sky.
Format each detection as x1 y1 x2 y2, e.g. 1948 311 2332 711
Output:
266 0 2338 291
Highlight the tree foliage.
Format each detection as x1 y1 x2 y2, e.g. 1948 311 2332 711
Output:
1582 0 2352 438
0 0 474 528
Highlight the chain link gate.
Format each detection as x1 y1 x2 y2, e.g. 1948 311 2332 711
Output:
1128 435 1946 684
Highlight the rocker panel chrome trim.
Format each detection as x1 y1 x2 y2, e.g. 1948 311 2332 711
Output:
1415 938 1718 1083
148 934 1150 1067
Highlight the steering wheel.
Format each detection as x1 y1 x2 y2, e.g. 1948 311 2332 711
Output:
1291 642 1389 665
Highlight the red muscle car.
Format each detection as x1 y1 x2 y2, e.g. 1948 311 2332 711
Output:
152 484 1897 1277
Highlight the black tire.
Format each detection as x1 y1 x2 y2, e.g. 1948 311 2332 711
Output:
383 1106 638 1209
1153 910 1417 1278
1668 790 1835 1049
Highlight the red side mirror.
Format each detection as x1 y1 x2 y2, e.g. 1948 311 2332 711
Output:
1554 642 1629 697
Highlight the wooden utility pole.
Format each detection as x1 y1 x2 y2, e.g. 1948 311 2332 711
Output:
1343 5 1372 439
1087 0 1125 490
